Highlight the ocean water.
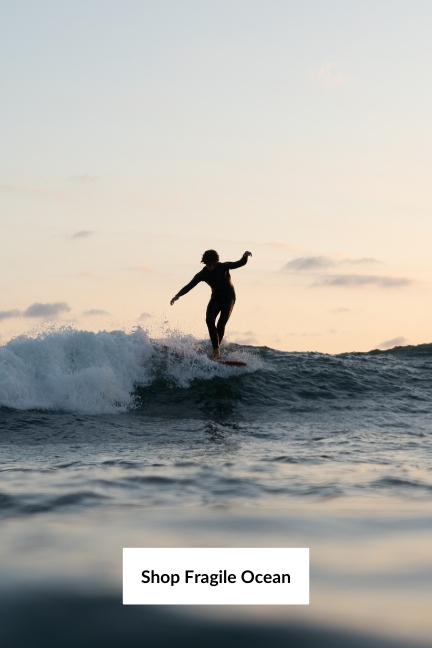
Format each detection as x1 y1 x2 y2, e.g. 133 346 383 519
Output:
1 328 432 647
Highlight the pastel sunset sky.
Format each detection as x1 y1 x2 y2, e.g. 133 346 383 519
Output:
1 0 431 353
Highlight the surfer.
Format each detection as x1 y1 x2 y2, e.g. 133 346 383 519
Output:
170 250 252 360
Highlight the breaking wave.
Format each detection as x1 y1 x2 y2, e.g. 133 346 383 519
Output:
0 328 259 414
1 328 432 416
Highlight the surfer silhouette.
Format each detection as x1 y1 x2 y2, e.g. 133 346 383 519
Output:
170 250 252 360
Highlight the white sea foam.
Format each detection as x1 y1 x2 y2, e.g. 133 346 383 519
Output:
0 327 260 414
0 328 154 414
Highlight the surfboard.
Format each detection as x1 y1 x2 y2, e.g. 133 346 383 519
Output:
217 360 247 367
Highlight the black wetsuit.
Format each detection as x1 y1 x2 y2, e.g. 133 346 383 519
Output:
176 256 248 349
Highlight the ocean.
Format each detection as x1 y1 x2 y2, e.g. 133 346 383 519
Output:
1 327 432 647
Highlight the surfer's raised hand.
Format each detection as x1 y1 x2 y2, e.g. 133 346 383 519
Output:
170 296 179 306
243 251 252 258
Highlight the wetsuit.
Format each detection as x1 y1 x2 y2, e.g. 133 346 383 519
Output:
175 256 248 349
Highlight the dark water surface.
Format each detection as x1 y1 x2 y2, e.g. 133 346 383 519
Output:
1 329 432 646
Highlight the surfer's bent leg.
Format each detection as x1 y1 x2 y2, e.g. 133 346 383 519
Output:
206 297 222 349
216 296 236 345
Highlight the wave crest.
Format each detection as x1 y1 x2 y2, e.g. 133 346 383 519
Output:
0 328 257 414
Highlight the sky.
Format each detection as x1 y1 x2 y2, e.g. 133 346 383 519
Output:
1 0 431 353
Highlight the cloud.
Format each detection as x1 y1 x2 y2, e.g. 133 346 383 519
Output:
138 312 151 321
341 257 380 265
284 256 336 271
83 309 109 316
130 265 152 272
284 256 379 272
0 309 21 321
0 302 71 321
314 274 412 288
71 230 93 239
313 63 346 89
377 336 408 350
23 302 71 317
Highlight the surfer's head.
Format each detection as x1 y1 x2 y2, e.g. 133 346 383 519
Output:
201 250 219 265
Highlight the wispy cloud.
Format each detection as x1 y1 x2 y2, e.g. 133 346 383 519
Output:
284 256 379 272
0 302 71 320
284 256 336 271
23 302 71 317
71 230 93 239
314 275 412 288
377 336 408 350
313 63 346 89
83 309 109 316
341 257 380 265
0 309 21 321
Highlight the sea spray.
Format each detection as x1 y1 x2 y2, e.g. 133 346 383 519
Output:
0 328 153 414
0 327 259 414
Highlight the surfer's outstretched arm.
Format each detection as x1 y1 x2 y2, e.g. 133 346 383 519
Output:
225 251 252 270
170 273 202 305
